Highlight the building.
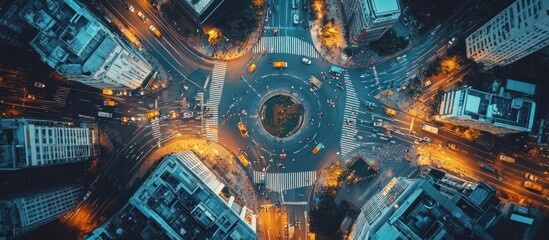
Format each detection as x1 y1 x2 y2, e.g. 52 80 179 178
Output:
438 85 536 134
0 118 95 170
171 0 236 27
17 0 153 90
86 151 257 240
343 0 400 45
350 170 501 240
0 184 83 238
0 0 27 47
465 0 549 69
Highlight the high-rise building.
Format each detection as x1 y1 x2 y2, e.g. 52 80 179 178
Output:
350 171 501 240
0 118 95 170
86 151 256 240
171 0 236 27
0 1 27 47
465 0 549 69
17 0 153 90
344 0 400 45
0 184 83 238
438 84 536 134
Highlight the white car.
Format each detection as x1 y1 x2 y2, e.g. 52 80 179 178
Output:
423 80 432 88
128 5 135 12
525 173 538 182
34 82 45 88
448 37 457 45
301 57 312 65
137 11 148 23
293 14 299 24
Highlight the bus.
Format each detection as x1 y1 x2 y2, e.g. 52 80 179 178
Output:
98 111 112 118
421 124 439 134
329 65 343 76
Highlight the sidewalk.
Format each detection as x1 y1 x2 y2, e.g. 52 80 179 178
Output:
129 136 260 211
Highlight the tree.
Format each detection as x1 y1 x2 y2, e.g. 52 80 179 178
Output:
369 29 409 56
464 127 482 141
437 55 460 74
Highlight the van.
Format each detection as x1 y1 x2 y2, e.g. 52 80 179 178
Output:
273 61 287 69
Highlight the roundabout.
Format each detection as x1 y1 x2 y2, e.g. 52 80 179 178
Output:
259 92 304 138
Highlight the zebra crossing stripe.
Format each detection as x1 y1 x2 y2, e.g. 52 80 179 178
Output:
340 72 360 156
252 171 317 192
253 36 319 59
204 61 227 142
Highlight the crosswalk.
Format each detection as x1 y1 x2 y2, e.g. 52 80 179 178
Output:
151 118 161 140
205 61 227 142
340 72 360 157
253 36 319 58
253 171 316 192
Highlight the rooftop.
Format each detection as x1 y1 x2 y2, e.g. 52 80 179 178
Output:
371 0 399 13
86 151 256 240
459 88 535 131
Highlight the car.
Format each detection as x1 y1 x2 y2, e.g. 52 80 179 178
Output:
312 143 324 154
128 5 135 12
385 108 397 116
446 142 458 150
301 57 312 65
34 82 45 88
137 11 147 23
336 83 345 90
248 64 256 73
423 80 432 88
293 14 299 24
448 37 457 45
373 121 383 127
480 164 497 175
121 116 129 123
103 100 117 107
525 173 538 182
396 55 407 61
238 122 249 138
26 94 35 100
273 28 279 36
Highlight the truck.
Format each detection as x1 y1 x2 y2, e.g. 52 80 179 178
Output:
97 111 112 118
310 76 322 89
149 25 162 38
498 154 516 163
273 61 287 69
524 181 543 192
421 124 439 134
